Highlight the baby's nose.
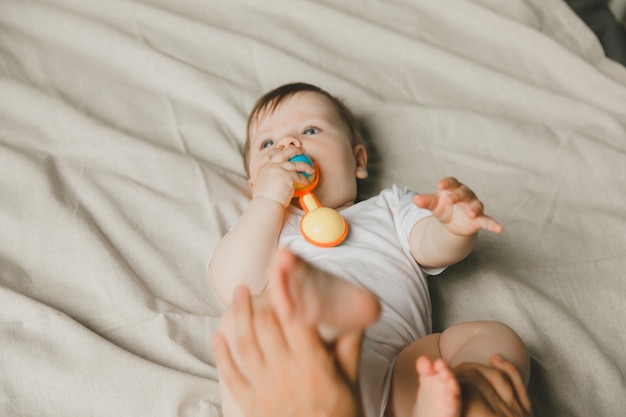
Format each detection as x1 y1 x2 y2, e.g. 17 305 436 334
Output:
278 135 301 148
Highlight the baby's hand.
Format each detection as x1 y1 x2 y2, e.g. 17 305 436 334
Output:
250 146 315 207
413 177 503 236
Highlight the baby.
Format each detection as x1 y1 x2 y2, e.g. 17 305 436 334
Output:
209 82 531 417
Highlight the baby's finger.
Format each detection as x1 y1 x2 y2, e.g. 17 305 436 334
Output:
264 147 285 163
465 199 485 219
413 193 439 211
476 215 504 233
272 146 305 162
438 177 461 191
291 173 313 190
446 185 475 205
283 161 316 176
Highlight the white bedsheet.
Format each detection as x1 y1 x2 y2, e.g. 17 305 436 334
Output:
1 1 625 416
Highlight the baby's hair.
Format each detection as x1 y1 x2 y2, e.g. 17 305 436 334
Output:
243 82 364 175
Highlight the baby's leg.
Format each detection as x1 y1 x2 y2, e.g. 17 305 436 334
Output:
438 321 530 384
386 321 530 417
217 248 380 417
386 334 443 417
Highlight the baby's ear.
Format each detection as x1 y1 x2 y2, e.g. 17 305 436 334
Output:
354 145 368 179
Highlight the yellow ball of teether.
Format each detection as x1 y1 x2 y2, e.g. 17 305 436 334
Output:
300 207 347 247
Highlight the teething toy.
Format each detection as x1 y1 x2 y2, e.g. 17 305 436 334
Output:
290 155 348 247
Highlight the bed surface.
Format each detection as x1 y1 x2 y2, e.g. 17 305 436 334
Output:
1 1 625 416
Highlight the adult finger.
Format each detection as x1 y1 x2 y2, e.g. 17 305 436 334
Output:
232 286 265 373
268 250 295 319
456 366 515 416
490 355 533 415
267 251 324 353
334 330 364 383
253 307 290 362
212 332 251 394
282 310 325 355
470 369 529 417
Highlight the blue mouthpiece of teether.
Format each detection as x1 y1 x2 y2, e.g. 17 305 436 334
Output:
289 154 314 177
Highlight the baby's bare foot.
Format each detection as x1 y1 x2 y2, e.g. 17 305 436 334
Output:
269 248 380 340
412 356 461 417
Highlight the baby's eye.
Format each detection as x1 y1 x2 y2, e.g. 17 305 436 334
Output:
302 127 320 135
261 139 274 149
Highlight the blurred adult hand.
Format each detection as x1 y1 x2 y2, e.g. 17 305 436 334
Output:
212 286 364 417
455 355 533 417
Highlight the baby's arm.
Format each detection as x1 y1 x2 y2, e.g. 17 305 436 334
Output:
209 146 314 305
409 177 502 269
209 198 285 305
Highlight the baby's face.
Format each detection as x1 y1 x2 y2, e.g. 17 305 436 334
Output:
247 91 367 209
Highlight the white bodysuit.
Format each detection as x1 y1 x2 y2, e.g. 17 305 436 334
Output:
278 184 445 417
